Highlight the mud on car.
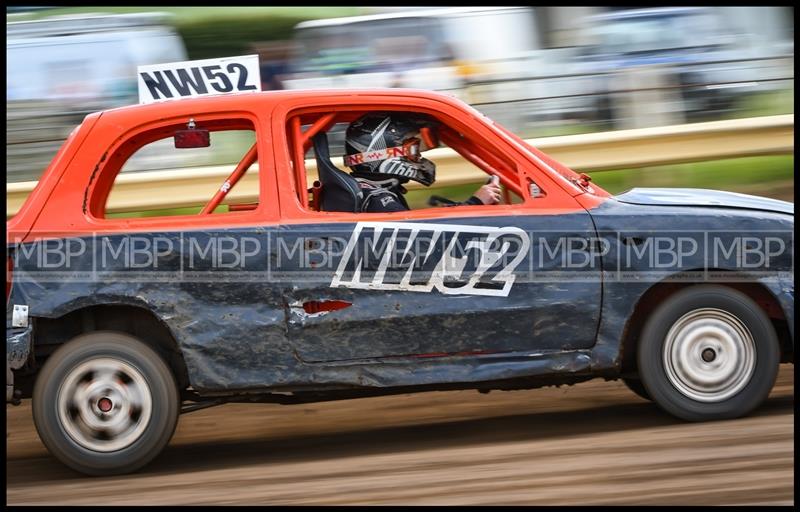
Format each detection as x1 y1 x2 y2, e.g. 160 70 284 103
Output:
6 83 794 475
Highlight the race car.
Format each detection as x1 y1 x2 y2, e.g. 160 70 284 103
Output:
6 61 794 476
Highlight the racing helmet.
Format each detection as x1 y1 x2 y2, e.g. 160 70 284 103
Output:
343 113 438 186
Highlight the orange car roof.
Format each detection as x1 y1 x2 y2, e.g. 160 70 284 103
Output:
98 88 464 118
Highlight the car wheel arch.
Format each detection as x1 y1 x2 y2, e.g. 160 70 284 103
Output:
30 303 190 393
617 271 790 376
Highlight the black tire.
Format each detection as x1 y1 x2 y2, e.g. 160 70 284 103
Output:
32 331 179 476
622 377 652 401
638 286 779 422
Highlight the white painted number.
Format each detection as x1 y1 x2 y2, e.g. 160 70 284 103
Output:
332 222 531 297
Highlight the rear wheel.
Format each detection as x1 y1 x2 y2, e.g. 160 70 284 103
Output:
638 286 779 421
33 331 179 476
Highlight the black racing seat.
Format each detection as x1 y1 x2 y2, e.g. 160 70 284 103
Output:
312 132 363 213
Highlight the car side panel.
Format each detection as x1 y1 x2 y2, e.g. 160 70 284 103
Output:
585 198 794 370
278 213 602 362
8 216 601 392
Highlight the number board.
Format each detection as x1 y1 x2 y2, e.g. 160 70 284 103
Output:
137 55 262 104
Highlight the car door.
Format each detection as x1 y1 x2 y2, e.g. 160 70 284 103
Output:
276 210 601 363
271 98 602 363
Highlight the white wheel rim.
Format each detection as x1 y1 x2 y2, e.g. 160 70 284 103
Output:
663 308 756 403
57 357 153 452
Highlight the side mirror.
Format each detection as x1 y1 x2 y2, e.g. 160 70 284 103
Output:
174 119 210 148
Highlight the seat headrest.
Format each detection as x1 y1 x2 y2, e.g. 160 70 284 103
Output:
312 132 362 213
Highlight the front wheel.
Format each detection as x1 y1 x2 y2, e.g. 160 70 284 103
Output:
637 286 779 422
32 331 179 476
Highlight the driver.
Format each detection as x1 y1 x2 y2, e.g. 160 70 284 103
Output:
343 113 501 213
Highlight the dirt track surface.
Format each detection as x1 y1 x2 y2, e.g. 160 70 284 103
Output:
6 364 794 505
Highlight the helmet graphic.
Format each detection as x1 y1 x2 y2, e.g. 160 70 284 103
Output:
343 113 437 186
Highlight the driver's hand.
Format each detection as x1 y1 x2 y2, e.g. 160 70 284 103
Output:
474 182 502 205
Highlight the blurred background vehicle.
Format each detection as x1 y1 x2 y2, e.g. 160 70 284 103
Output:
283 7 538 92
7 12 189 181
7 12 187 108
572 7 792 128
